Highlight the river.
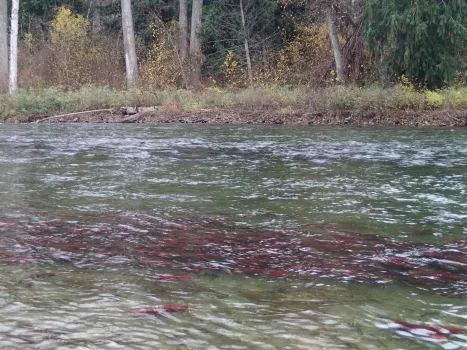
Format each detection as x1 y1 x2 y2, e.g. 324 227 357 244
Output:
0 124 466 349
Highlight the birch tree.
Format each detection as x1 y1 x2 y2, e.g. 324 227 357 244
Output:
9 0 19 94
190 0 203 88
121 0 138 88
0 0 7 91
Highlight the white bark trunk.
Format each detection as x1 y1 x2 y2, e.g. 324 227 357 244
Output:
121 0 138 88
326 5 344 83
0 0 8 91
9 0 19 94
239 0 252 84
190 0 203 88
179 0 188 62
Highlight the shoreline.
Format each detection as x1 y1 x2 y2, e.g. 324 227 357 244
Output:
20 108 467 127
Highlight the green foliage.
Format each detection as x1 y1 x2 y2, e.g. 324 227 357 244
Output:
363 0 467 89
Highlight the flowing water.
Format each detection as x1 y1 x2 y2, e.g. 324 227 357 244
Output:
0 124 466 350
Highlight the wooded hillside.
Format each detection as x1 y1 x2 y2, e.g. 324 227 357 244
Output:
0 0 465 92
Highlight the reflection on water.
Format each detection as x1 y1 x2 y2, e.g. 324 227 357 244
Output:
0 124 466 349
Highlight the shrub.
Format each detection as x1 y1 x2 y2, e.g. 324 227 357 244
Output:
442 88 467 109
139 21 183 90
17 6 125 90
272 25 333 86
424 90 444 109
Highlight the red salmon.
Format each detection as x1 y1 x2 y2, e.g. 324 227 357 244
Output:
129 304 189 315
27 272 58 279
394 320 467 334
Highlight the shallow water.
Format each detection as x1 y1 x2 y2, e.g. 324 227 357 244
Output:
0 124 466 349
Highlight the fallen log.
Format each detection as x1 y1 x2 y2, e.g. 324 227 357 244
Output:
35 109 114 123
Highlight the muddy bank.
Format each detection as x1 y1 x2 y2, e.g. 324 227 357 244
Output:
24 107 467 127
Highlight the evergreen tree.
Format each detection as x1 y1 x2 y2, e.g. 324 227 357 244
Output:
363 0 466 89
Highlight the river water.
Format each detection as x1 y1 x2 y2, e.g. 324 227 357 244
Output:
0 124 466 349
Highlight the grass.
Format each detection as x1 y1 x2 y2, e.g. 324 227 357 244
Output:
313 85 467 110
1 85 466 122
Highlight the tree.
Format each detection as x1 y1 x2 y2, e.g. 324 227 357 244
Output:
278 0 362 84
190 0 203 88
121 0 138 88
92 0 102 35
239 0 252 83
326 4 344 82
363 0 467 89
202 0 279 81
179 0 188 62
0 0 7 91
9 0 20 94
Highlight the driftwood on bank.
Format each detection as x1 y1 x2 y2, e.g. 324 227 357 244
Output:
32 106 161 124
35 109 114 123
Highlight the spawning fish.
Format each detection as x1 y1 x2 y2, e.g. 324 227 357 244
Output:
129 304 189 315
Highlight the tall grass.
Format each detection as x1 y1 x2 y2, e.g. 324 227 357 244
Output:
1 85 466 122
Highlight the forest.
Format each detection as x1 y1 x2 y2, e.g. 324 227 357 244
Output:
0 0 466 122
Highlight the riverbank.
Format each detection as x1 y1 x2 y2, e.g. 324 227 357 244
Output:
1 86 466 126
23 108 467 127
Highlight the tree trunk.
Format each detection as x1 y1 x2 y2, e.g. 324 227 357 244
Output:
351 0 362 22
261 40 269 71
326 5 344 83
179 0 188 62
239 0 252 84
0 0 8 91
121 0 138 88
9 0 19 94
189 0 203 89
92 0 102 35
